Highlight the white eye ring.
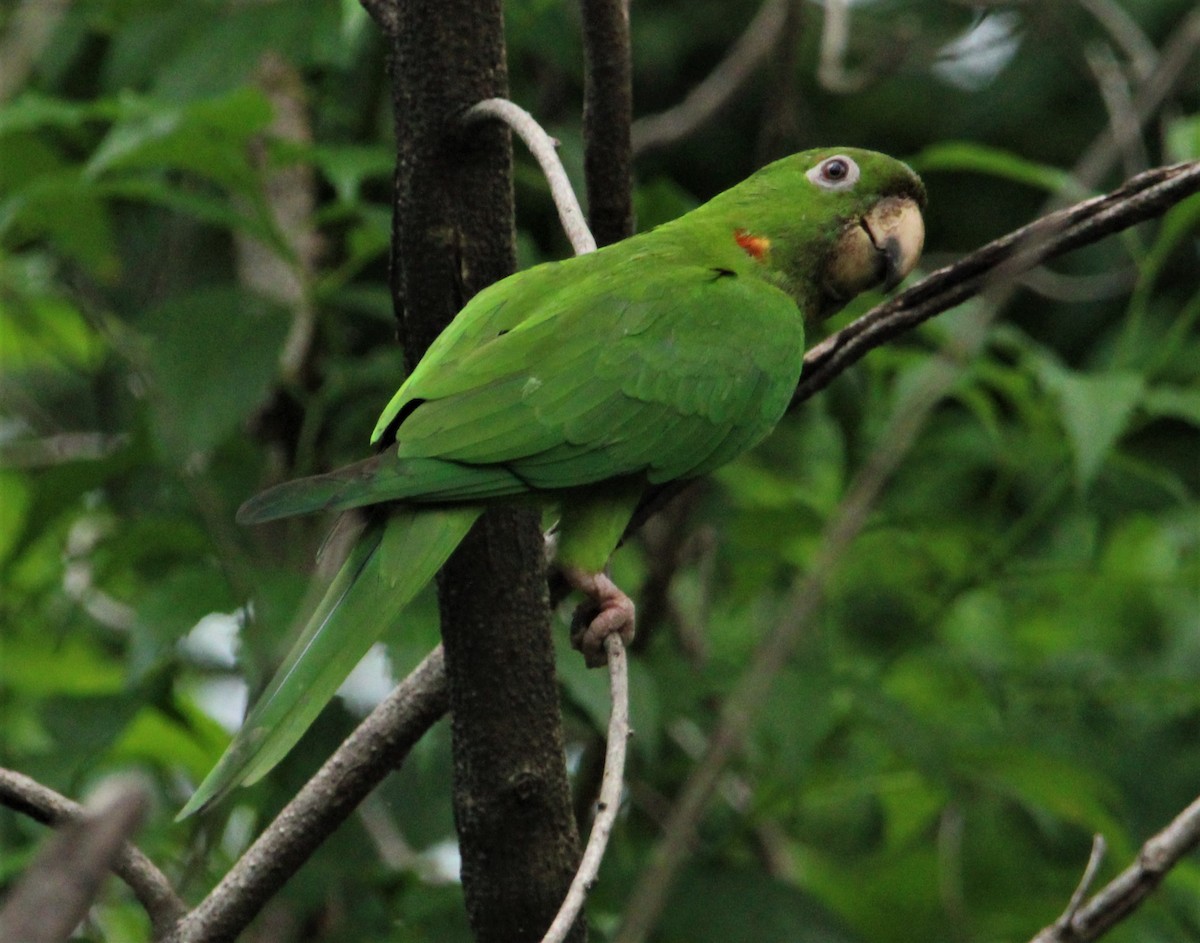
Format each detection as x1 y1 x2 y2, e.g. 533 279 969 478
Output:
806 155 860 190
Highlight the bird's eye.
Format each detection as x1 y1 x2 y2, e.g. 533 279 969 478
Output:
806 155 860 191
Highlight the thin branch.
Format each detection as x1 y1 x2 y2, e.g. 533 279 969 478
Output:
166 647 448 943
1030 796 1200 942
1055 835 1109 933
631 0 789 155
0 781 149 943
0 770 184 939
1074 8 1200 187
541 635 631 943
1077 0 1159 80
462 99 597 255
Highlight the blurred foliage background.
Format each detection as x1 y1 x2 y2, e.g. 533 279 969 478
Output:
1 1 1198 941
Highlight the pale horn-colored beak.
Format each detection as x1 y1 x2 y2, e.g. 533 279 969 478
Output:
822 195 925 313
866 195 925 290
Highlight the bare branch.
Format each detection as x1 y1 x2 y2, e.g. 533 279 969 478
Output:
631 0 789 155
1030 795 1200 942
0 771 183 939
166 647 448 943
462 99 596 255
541 635 631 943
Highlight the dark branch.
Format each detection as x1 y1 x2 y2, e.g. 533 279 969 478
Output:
580 0 634 244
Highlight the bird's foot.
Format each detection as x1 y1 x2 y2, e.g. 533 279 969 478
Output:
564 567 635 668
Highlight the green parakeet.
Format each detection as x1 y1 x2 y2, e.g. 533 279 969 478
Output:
180 147 925 816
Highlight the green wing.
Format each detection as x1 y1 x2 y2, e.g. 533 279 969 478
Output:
245 254 807 528
378 255 807 494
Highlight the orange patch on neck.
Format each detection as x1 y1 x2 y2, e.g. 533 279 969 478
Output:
734 228 771 261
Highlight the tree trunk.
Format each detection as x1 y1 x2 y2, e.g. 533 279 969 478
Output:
386 2 584 942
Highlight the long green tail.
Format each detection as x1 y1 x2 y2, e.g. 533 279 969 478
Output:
178 506 480 818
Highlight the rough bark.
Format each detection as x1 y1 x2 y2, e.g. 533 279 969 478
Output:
580 0 634 244
387 2 584 941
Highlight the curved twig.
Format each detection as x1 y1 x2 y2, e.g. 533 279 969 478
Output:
541 635 630 943
461 99 597 255
1055 835 1108 932
0 769 185 938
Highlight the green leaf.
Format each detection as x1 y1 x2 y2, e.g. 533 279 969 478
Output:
1166 113 1200 162
0 93 111 136
0 168 120 278
86 87 272 194
141 287 290 464
909 141 1080 196
112 706 225 781
132 566 237 678
0 293 106 373
305 143 394 204
961 745 1127 851
97 177 286 252
0 472 31 567
660 866 864 943
1038 364 1144 490
0 633 125 696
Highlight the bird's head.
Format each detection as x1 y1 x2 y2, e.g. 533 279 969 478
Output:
718 147 926 318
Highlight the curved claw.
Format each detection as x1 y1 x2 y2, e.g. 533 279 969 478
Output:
564 569 636 668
